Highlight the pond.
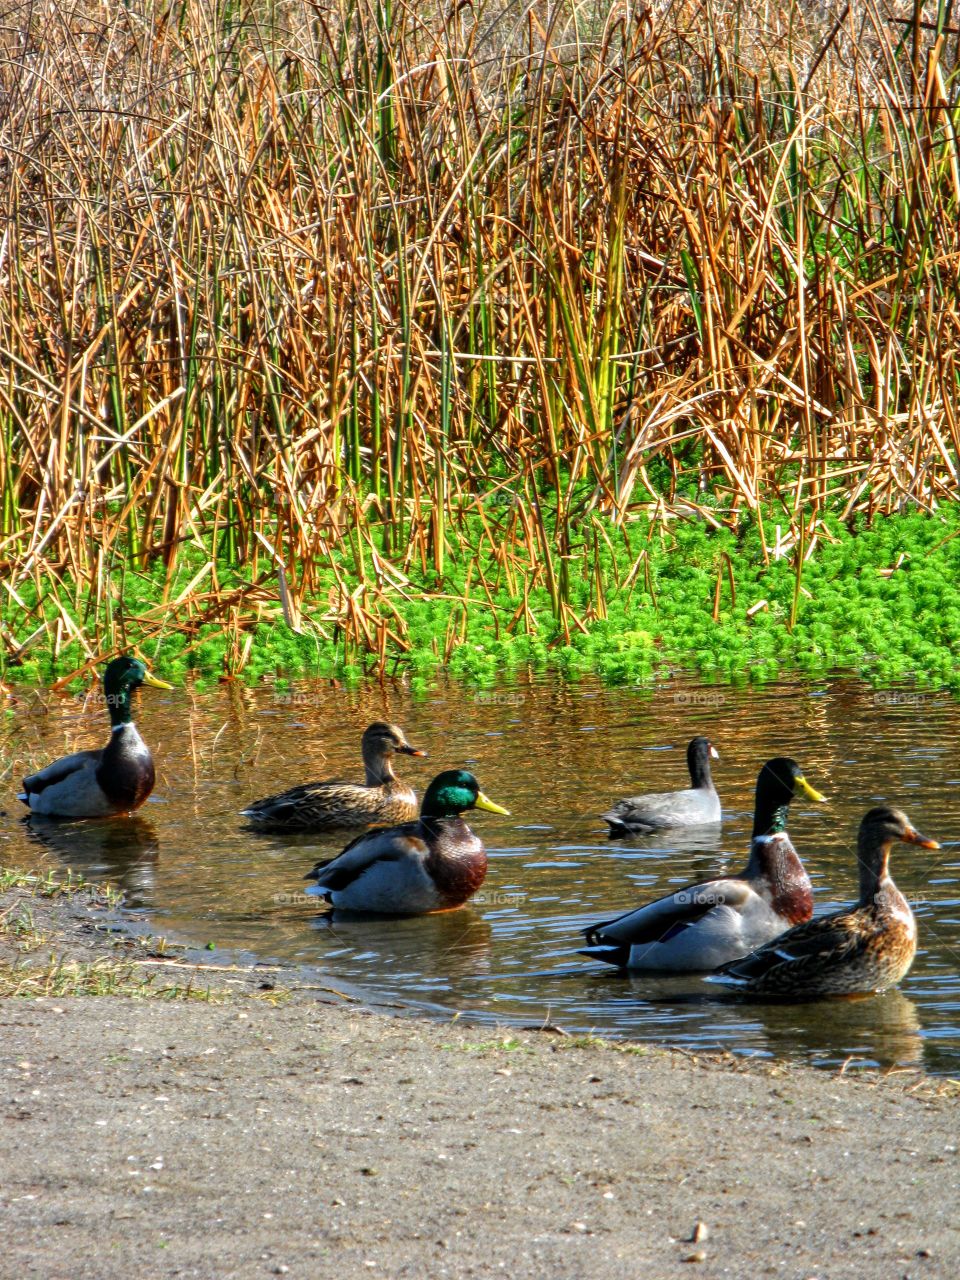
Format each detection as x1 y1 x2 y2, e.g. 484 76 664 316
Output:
3 671 959 1073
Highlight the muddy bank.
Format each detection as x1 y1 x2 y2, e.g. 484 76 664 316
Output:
0 883 958 1279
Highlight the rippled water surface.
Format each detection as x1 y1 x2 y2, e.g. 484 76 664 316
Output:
3 672 960 1073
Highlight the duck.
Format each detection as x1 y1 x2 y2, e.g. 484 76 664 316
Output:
581 757 826 971
303 768 510 913
712 806 937 997
241 721 426 830
18 655 172 819
602 736 721 834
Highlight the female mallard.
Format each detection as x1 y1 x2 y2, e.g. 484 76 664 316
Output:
18 655 172 819
581 757 825 971
241 721 425 831
303 768 510 914
713 806 937 997
602 736 721 834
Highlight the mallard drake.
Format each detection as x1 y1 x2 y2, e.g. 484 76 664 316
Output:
713 806 937 998
303 768 509 914
241 721 426 831
18 655 172 819
602 736 721 834
581 757 826 971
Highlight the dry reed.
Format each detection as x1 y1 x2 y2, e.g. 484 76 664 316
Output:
0 0 958 672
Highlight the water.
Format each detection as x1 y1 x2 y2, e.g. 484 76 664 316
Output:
3 671 959 1073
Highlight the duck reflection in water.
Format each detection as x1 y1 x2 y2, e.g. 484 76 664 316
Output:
605 822 724 857
604 972 924 1070
311 907 493 983
24 814 159 906
740 985 924 1070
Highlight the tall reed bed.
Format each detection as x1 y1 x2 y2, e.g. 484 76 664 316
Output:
0 0 958 676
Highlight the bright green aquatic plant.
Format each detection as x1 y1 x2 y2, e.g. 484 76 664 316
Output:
3 504 959 696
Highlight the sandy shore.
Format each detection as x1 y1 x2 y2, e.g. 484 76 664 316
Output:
1 882 958 1279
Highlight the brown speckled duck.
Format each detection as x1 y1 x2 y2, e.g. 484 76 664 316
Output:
303 769 509 914
714 806 938 997
241 721 425 831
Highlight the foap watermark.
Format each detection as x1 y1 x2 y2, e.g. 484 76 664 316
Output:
272 889 526 909
273 891 317 906
871 288 929 308
874 890 929 909
84 690 138 709
480 489 521 510
873 690 926 706
673 690 726 707
272 690 313 706
471 890 527 908
474 691 526 706
674 888 725 906
86 883 124 905
452 488 521 511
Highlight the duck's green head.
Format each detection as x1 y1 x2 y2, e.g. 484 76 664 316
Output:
103 656 172 725
420 769 510 819
753 757 826 836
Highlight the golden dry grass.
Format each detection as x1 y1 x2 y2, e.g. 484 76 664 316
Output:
0 0 958 666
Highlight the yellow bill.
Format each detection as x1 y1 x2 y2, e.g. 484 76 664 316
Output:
796 775 826 803
474 791 510 816
142 670 174 690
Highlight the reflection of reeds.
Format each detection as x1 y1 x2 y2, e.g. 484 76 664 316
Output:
2 0 959 670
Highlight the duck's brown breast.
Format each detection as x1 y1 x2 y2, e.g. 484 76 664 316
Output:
758 834 814 925
424 819 488 908
864 886 917 981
